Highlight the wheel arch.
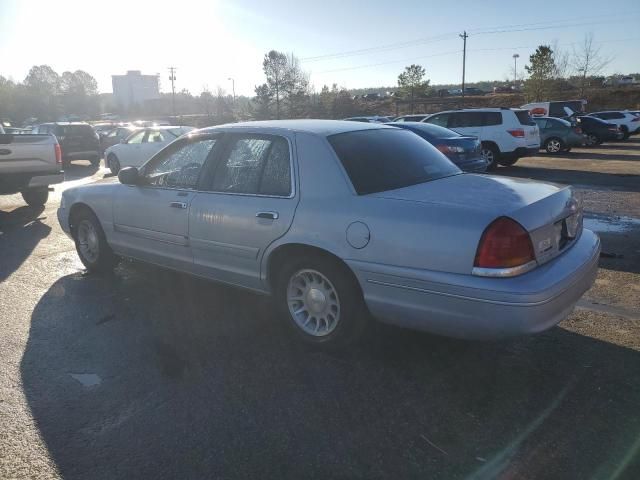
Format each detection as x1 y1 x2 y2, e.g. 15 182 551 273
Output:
480 140 500 152
68 202 98 235
265 242 360 293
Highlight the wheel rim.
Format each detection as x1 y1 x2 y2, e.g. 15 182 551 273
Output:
77 220 100 263
481 148 494 164
547 139 561 153
587 134 597 146
287 269 341 337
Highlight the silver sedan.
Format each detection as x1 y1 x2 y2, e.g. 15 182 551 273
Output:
58 120 600 347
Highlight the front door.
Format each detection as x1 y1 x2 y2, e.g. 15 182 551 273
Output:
189 133 298 290
111 134 220 271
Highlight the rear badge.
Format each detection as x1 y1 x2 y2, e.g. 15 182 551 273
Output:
538 237 552 253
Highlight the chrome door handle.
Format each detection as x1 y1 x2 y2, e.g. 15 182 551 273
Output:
256 211 279 220
170 201 187 209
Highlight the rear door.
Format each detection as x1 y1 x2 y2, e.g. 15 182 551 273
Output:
447 111 485 137
189 132 298 290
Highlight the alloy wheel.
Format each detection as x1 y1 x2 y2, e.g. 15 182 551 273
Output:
287 269 341 337
77 220 100 263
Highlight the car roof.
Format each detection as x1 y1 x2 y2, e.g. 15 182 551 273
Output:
199 119 394 137
430 108 521 113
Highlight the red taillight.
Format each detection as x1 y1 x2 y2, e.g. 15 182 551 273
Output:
474 217 535 270
574 127 582 134
507 129 525 138
55 143 62 165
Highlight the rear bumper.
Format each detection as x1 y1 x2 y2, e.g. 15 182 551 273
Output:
63 149 100 159
0 170 63 194
348 229 600 340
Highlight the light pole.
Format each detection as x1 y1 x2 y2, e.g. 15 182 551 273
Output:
168 67 177 119
459 31 468 106
512 54 519 89
228 77 236 105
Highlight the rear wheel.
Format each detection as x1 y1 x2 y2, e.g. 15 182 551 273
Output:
275 254 368 348
90 155 101 167
107 154 121 175
585 133 600 146
544 137 564 154
72 209 117 272
620 126 630 140
481 143 500 170
21 187 49 206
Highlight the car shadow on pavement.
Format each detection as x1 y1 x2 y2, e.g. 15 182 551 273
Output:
498 166 640 192
559 151 640 162
0 205 50 282
63 161 100 180
20 262 640 480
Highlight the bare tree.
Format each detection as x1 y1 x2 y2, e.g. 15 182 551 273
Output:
551 40 570 79
572 33 613 96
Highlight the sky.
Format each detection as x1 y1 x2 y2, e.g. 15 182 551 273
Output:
1 0 639 96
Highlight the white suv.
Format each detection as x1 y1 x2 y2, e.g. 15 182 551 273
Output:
586 111 640 139
423 108 540 169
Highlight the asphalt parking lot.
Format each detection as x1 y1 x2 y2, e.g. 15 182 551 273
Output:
1 140 639 479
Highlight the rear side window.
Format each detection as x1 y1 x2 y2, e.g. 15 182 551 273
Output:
209 135 291 196
425 113 449 127
328 129 460 195
514 110 535 126
483 112 502 126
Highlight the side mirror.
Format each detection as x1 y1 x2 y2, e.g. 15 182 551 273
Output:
118 166 140 185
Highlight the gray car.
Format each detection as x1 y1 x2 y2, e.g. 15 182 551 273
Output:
58 120 600 347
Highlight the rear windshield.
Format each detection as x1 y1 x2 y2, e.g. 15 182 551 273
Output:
55 125 94 136
328 129 460 195
399 122 461 139
514 110 536 126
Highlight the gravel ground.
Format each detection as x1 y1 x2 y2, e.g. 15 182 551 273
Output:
1 139 639 480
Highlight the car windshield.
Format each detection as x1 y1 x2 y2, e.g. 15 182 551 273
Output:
328 128 460 195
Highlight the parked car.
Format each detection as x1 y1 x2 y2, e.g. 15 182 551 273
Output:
99 126 141 153
0 129 63 206
521 100 587 118
388 122 487 172
586 111 640 139
572 116 623 146
104 126 194 174
32 122 101 167
58 120 599 347
392 114 430 122
462 87 486 96
532 117 586 153
4 127 31 134
343 116 392 123
423 108 539 169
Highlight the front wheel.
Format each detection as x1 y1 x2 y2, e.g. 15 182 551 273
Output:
107 154 120 175
21 187 49 206
585 133 600 147
72 210 117 272
275 255 368 348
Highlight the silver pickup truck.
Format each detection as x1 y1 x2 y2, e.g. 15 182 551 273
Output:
0 125 64 206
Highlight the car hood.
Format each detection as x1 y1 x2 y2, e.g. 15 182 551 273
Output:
370 173 573 231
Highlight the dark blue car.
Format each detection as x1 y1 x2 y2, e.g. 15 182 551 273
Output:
388 122 488 172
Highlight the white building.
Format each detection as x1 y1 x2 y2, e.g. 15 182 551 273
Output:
112 70 160 109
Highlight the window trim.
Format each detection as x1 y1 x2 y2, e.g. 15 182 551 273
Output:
200 132 296 199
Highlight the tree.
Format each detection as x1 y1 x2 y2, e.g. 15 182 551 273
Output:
397 64 430 113
524 46 556 101
258 50 309 119
253 83 273 120
572 33 612 96
60 70 99 116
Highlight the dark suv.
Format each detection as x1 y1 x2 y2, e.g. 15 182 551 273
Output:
33 122 101 166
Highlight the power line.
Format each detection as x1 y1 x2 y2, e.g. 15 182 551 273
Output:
300 11 639 65
313 50 461 74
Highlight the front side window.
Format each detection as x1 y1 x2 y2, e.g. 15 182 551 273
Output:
328 129 460 195
143 138 217 189
209 135 291 196
127 131 145 144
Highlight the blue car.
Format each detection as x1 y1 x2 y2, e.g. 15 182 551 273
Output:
389 122 488 172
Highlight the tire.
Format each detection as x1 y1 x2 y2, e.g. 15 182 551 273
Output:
275 254 368 348
620 126 630 140
585 133 600 147
480 143 500 170
90 155 101 167
107 154 120 175
72 209 117 273
21 187 49 206
544 137 564 154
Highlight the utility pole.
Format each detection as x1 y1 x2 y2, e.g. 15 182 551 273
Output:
228 77 236 105
459 31 468 107
513 54 520 89
168 67 177 120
